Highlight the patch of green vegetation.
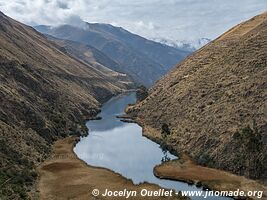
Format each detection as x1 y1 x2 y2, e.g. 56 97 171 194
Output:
198 153 215 167
233 125 263 152
0 167 36 200
68 122 88 137
159 123 174 163
161 123 171 136
136 85 148 102
0 139 37 200
232 124 264 179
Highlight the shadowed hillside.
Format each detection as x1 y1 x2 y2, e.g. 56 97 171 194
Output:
128 12 267 181
0 11 132 199
35 24 191 87
45 35 135 83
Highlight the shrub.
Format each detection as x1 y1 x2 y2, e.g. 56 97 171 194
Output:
136 85 148 102
198 153 214 166
235 125 263 152
161 123 171 135
232 124 264 178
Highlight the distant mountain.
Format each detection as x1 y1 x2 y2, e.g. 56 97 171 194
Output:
128 13 267 180
152 37 211 51
35 23 192 87
0 12 132 199
46 35 133 82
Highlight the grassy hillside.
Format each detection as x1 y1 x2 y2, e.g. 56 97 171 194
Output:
0 12 132 199
128 12 267 181
45 35 134 83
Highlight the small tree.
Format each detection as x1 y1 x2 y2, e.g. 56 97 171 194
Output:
136 85 148 102
233 124 263 178
160 123 171 163
161 123 170 136
161 149 171 163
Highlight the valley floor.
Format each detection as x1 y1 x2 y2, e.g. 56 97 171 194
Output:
37 137 187 200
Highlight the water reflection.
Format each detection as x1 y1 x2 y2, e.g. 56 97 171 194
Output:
74 92 231 200
161 149 171 163
88 93 136 132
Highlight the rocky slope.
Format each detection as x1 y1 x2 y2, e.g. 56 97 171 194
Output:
128 12 267 181
35 24 191 87
0 12 132 199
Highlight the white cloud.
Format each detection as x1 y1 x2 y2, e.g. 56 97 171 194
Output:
0 0 266 41
65 14 87 29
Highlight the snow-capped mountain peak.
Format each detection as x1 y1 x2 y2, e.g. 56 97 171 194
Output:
152 37 211 51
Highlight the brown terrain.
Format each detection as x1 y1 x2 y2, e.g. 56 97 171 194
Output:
154 155 267 200
0 11 133 199
38 137 188 200
1 8 267 200
127 11 267 189
45 35 133 81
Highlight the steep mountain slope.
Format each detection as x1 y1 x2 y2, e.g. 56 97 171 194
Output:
35 24 191 86
0 12 132 199
128 13 267 181
45 35 133 81
87 23 191 68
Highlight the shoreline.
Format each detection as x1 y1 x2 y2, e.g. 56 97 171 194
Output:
131 121 267 200
37 91 266 199
37 136 188 200
122 105 267 199
153 156 267 200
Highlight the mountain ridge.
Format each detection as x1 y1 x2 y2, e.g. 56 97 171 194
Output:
44 34 135 83
0 11 132 199
127 12 267 181
35 23 191 86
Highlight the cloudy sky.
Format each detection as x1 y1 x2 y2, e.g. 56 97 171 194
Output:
0 0 266 41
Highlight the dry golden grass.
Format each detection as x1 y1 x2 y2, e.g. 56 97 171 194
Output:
0 11 132 199
129 12 267 180
38 137 188 200
154 154 267 200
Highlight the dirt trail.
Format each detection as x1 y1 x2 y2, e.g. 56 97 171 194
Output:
38 137 187 200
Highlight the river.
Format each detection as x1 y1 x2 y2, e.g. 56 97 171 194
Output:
74 92 230 200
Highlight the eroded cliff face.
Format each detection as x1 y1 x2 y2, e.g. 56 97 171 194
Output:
128 12 267 181
0 12 132 199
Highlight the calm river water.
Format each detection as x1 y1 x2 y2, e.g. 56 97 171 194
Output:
74 92 230 200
